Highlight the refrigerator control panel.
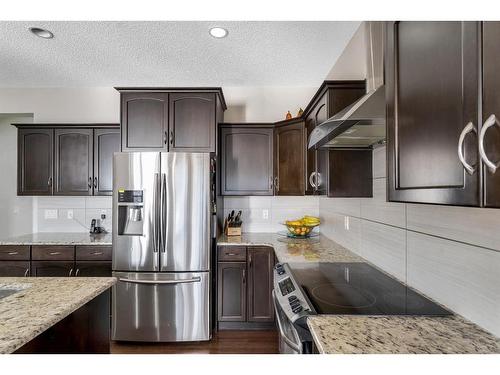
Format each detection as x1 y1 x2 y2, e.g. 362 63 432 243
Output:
118 190 144 203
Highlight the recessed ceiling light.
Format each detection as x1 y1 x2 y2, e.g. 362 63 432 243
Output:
29 27 54 39
209 27 228 38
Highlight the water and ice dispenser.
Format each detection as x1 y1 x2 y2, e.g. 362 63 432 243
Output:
117 190 144 236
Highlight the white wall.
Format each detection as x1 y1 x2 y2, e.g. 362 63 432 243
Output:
0 115 34 238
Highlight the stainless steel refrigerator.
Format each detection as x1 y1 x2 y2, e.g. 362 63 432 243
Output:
111 152 211 342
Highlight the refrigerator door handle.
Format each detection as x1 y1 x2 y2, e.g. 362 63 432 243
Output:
119 277 202 285
153 172 160 253
160 173 167 253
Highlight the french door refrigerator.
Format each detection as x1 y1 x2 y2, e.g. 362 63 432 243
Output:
112 152 211 342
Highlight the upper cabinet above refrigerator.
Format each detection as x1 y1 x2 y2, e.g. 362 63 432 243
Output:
117 88 226 153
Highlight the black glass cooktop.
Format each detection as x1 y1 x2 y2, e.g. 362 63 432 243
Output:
288 262 452 316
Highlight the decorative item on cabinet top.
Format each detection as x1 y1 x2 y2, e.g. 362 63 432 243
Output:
13 123 120 197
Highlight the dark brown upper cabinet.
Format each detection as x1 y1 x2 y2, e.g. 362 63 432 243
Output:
302 81 366 195
220 124 274 196
94 129 120 196
481 22 500 208
169 93 216 152
329 150 372 198
120 92 169 152
18 128 54 196
117 88 226 153
54 128 94 196
386 21 480 206
247 247 275 322
274 118 306 196
15 124 119 196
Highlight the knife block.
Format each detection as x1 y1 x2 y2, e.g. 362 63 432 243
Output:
224 218 242 236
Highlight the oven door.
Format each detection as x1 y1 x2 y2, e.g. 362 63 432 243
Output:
272 290 303 354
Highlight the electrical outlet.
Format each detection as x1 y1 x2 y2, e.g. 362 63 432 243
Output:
44 209 58 220
262 209 269 220
344 216 350 231
67 210 74 219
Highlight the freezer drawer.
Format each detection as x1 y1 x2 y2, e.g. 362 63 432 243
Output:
112 271 210 342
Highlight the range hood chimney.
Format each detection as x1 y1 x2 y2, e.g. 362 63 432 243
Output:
308 22 386 149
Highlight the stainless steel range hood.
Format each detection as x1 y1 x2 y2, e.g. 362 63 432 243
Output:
308 22 385 149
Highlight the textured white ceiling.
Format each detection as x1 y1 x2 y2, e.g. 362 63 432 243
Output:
0 21 360 87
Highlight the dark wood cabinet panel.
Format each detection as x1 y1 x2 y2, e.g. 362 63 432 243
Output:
169 93 216 152
0 245 30 260
218 246 247 262
0 261 30 277
75 261 112 277
482 22 500 208
31 261 74 277
32 245 74 261
247 247 274 322
76 246 112 261
94 129 120 196
121 92 169 151
329 150 373 197
220 125 274 196
386 21 480 206
17 128 53 195
217 262 247 322
54 129 93 195
274 119 306 195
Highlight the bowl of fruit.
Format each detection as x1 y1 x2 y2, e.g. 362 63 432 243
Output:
283 216 320 238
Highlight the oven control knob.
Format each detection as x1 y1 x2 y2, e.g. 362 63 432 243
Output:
292 305 303 314
275 264 286 275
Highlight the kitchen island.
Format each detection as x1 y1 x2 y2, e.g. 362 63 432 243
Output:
0 277 116 353
307 315 500 354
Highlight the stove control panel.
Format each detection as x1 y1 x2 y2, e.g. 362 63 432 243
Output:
273 263 315 322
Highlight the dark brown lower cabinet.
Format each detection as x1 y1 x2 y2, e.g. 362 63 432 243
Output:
75 261 112 277
31 261 75 277
247 247 275 322
217 246 275 329
217 262 247 322
0 261 30 277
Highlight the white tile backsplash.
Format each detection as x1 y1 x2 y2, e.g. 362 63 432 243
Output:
320 145 500 337
34 196 112 233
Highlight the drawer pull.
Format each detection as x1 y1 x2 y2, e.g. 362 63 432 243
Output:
75 268 80 277
90 251 103 256
49 252 62 255
68 268 74 277
7 251 19 255
24 268 29 277
226 253 237 256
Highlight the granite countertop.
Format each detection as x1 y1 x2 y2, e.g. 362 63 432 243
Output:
217 233 363 263
307 315 500 354
0 277 116 353
0 232 112 246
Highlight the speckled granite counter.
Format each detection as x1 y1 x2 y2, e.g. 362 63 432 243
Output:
0 277 116 353
217 233 363 263
307 315 500 354
0 232 112 246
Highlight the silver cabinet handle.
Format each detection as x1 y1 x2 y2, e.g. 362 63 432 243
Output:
315 172 322 189
274 177 279 192
47 177 52 187
119 277 201 285
68 268 73 277
457 121 477 175
272 291 302 353
479 114 500 174
269 176 273 189
90 251 103 256
309 172 317 189
163 131 168 145
88 177 92 189
242 269 246 284
7 251 19 255
49 251 61 255
75 269 80 277
226 253 237 256
169 130 174 145
24 268 29 277
93 177 98 189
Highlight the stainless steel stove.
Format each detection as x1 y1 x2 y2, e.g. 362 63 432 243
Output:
273 262 452 354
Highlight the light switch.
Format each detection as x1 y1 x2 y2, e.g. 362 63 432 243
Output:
67 210 74 219
44 209 58 220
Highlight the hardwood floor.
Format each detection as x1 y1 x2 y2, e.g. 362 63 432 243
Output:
110 330 279 354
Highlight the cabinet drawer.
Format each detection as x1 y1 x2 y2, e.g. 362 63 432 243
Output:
76 246 112 261
32 245 74 261
218 246 246 262
0 245 30 260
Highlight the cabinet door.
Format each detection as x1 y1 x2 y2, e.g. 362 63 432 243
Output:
54 129 93 195
0 261 30 277
93 129 120 196
31 261 74 277
386 21 480 206
75 261 112 277
220 127 273 195
274 121 306 195
247 247 274 322
169 93 216 152
121 93 169 151
217 262 247 322
18 128 53 195
482 22 500 208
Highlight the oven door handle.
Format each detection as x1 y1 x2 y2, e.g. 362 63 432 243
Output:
272 290 302 353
